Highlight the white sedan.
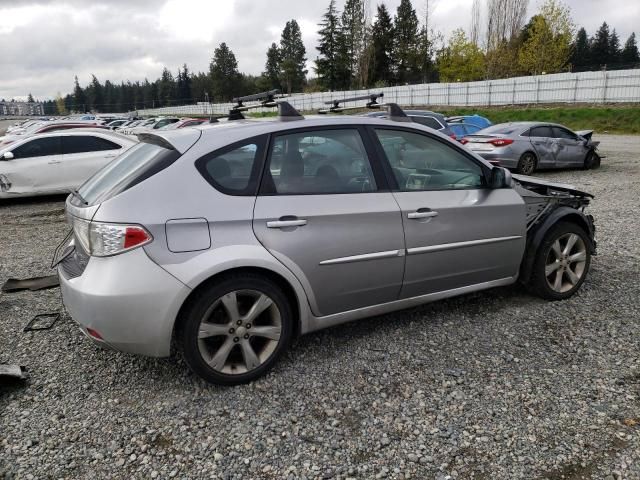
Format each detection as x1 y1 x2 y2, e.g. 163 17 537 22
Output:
0 129 137 199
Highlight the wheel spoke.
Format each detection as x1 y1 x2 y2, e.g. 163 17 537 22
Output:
553 270 563 291
545 261 561 276
568 251 586 263
207 337 235 370
551 240 562 258
243 294 273 323
221 292 240 322
563 234 578 255
240 341 261 370
566 268 580 285
250 326 281 341
198 323 230 339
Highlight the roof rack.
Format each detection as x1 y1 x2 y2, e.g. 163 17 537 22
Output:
317 92 410 123
221 90 304 122
318 93 383 114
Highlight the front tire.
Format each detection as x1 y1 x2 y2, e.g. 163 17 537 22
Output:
517 152 537 175
528 221 591 300
178 274 293 385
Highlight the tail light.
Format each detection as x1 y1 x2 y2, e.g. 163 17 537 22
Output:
460 138 469 145
489 138 514 147
449 133 457 141
72 218 152 257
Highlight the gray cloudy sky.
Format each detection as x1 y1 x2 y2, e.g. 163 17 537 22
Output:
0 0 637 100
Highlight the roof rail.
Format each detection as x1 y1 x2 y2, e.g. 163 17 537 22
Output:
319 93 383 114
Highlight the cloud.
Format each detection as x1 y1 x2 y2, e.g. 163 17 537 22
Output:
0 0 637 101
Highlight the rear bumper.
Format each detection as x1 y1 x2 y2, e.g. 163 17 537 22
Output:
471 152 519 169
59 247 191 357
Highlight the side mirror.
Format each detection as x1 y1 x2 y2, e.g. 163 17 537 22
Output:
1 151 14 161
489 166 513 189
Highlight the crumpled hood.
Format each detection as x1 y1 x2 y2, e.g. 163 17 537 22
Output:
512 174 594 198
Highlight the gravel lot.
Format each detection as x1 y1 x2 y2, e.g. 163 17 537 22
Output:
1 130 639 480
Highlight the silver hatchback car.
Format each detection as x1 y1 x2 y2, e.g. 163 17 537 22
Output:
57 103 596 385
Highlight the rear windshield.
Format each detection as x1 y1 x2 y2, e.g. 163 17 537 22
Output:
76 141 179 206
476 125 519 135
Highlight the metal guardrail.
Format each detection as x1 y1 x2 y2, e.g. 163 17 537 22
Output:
131 69 640 117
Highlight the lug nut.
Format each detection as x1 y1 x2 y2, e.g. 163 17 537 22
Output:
237 320 242 326
246 323 252 329
244 334 249 339
229 328 235 334
233 337 239 343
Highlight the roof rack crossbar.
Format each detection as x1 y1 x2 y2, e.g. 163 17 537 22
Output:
232 89 279 105
318 92 384 114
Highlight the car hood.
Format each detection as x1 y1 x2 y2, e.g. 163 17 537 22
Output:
512 174 594 198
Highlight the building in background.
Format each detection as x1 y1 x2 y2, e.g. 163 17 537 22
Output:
0 101 45 116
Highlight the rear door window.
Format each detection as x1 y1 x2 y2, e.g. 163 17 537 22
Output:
11 137 61 159
62 136 122 154
262 129 377 195
530 126 553 137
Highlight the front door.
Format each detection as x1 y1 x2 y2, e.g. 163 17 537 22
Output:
370 127 526 299
252 127 405 317
552 126 587 167
4 137 64 194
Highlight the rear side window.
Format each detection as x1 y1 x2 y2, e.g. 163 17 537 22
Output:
530 126 553 137
195 136 266 196
77 142 180 206
411 116 443 130
62 135 121 154
11 137 61 159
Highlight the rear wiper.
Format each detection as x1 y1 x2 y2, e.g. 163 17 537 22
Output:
69 189 88 205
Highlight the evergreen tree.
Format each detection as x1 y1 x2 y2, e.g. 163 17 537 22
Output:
73 75 86 112
590 22 610 67
87 75 104 111
263 43 282 91
279 20 307 94
393 0 421 84
210 42 241 101
337 0 365 88
157 67 175 107
418 25 439 83
370 4 394 86
621 33 640 64
315 0 341 90
571 27 590 69
608 29 621 65
27 93 35 103
176 64 192 102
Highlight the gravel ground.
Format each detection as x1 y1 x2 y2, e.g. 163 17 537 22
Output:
1 133 639 480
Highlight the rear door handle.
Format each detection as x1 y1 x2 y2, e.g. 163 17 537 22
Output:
267 218 307 228
408 209 438 219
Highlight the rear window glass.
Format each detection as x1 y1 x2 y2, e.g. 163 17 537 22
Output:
477 125 518 135
77 142 179 206
410 116 443 130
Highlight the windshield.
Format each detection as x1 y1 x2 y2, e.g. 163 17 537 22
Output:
77 141 180 206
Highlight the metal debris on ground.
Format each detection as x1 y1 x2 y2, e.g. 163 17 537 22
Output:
1 275 60 293
23 313 60 332
0 365 27 382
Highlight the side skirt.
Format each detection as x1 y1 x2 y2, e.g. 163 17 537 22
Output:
303 276 517 333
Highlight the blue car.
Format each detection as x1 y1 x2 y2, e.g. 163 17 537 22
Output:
449 122 482 140
446 114 492 129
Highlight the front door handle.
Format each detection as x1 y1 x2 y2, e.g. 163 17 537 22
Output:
408 209 438 219
267 218 307 228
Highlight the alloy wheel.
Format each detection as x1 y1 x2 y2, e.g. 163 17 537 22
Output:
544 233 588 293
197 289 282 375
520 154 536 175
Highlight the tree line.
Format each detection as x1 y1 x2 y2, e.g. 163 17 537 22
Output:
27 0 640 114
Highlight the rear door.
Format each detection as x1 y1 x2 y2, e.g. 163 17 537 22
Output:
61 135 124 189
253 127 405 317
528 126 556 167
552 126 587 167
370 127 526 298
3 137 64 194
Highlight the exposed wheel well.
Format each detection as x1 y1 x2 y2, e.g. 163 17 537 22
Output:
172 267 302 351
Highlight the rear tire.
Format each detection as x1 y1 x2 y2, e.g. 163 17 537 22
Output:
527 221 591 300
517 152 537 175
583 151 601 170
177 273 293 385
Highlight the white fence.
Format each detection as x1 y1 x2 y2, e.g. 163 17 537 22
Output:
133 68 640 117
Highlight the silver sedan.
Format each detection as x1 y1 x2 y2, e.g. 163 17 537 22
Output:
461 122 601 175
